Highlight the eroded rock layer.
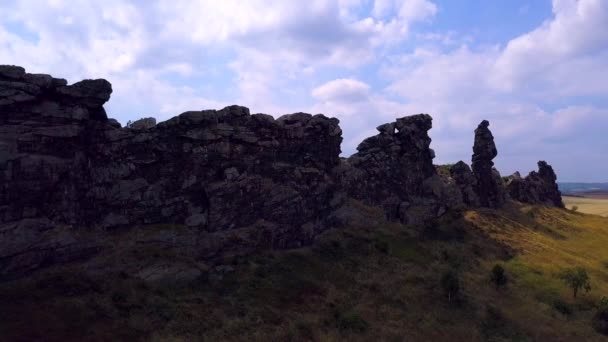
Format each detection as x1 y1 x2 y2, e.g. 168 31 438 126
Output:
506 161 564 208
0 65 343 276
471 120 507 208
0 65 565 278
337 115 459 224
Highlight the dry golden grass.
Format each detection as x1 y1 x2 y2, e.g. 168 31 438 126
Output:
563 196 608 217
466 204 608 341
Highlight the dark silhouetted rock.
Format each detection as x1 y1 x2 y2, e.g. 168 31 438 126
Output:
0 65 344 277
0 65 565 278
450 161 480 207
337 114 461 224
128 117 156 130
506 161 564 207
471 120 506 208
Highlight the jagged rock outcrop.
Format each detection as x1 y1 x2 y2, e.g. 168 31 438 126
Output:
128 117 156 130
0 65 565 278
506 161 564 207
337 115 461 224
449 161 480 207
471 120 507 208
0 65 343 276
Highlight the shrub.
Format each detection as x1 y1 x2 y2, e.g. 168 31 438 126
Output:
490 264 508 290
593 297 608 335
374 239 390 254
336 311 369 332
559 267 591 298
552 299 573 316
441 270 460 303
571 205 579 212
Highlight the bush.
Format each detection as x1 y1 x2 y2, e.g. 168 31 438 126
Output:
571 205 579 212
592 297 608 335
559 267 591 298
552 299 573 316
490 264 508 290
374 239 390 254
441 270 460 303
335 310 369 332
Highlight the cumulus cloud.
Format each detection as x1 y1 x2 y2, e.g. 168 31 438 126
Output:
378 0 608 180
491 0 608 96
2 0 441 120
312 78 370 103
0 0 606 181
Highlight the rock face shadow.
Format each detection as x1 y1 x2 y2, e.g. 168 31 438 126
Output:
0 65 564 277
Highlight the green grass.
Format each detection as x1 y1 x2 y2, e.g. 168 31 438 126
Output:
2 200 608 340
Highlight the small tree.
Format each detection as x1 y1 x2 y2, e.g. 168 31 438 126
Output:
490 264 508 290
571 205 579 212
441 270 460 303
559 267 591 298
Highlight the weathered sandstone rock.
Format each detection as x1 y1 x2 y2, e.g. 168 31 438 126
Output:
506 161 564 207
471 120 507 208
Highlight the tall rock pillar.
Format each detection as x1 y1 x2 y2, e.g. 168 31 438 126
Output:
471 120 506 208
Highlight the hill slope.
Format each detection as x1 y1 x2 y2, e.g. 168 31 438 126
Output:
2 202 608 341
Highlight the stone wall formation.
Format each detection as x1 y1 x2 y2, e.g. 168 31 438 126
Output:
0 65 564 277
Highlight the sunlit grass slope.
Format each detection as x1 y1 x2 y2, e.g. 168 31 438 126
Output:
2 201 608 341
466 204 608 341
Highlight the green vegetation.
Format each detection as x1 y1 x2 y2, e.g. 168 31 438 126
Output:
441 270 460 303
2 201 608 340
593 297 608 335
435 164 454 178
490 264 508 290
559 267 591 298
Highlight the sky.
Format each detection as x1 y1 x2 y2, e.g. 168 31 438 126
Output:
0 0 607 182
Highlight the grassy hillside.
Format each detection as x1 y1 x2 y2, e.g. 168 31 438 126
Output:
564 195 608 217
2 201 608 341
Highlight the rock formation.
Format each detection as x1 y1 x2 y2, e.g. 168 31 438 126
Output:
506 161 564 207
338 115 459 224
0 65 565 278
449 161 480 207
0 65 343 276
471 120 507 208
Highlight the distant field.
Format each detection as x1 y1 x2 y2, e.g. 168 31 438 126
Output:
564 195 608 217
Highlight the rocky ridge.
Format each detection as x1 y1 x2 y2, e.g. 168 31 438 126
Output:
506 161 564 208
0 66 563 278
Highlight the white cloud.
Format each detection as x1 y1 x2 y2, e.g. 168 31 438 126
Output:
0 0 438 122
379 0 608 180
312 78 370 103
491 0 608 96
0 0 606 180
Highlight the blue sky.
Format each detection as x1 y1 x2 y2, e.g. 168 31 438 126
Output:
0 0 607 182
